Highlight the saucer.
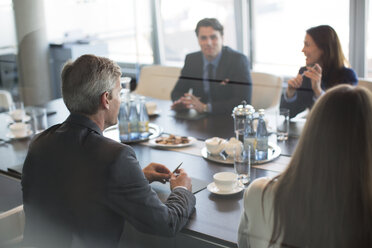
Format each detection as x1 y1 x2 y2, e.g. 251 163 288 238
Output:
9 114 31 122
6 130 33 140
148 110 161 117
207 182 244 195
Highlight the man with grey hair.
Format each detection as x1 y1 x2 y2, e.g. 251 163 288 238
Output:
22 54 196 247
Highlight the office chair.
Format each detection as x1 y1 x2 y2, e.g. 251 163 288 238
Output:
251 72 283 111
0 90 13 113
358 78 372 92
134 65 181 100
0 205 24 247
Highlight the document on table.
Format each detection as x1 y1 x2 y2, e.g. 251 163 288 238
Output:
151 177 208 202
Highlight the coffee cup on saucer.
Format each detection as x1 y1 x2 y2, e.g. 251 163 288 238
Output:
10 109 26 122
213 172 237 192
9 122 30 138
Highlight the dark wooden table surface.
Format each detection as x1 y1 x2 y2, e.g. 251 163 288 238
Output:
0 97 302 246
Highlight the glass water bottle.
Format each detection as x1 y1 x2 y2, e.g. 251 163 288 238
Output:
255 109 268 160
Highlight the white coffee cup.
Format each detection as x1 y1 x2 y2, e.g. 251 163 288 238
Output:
9 122 30 137
10 109 26 122
213 172 237 192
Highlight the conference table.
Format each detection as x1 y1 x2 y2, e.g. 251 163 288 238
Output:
0 97 302 248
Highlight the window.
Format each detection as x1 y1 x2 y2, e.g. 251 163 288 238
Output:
160 0 236 66
44 0 153 64
367 0 372 78
0 0 16 49
252 0 350 77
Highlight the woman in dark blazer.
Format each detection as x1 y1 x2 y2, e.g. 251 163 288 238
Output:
281 25 357 118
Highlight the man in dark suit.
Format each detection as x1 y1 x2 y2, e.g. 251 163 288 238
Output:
21 55 196 248
171 18 252 114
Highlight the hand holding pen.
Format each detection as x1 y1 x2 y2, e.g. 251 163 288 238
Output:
164 162 183 182
169 162 192 191
286 64 321 98
300 64 318 77
302 63 323 97
172 162 183 175
142 162 172 184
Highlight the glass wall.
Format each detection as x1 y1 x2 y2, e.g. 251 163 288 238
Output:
159 0 236 66
252 0 350 77
44 0 153 64
40 0 370 78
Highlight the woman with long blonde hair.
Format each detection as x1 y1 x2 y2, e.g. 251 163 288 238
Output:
239 85 372 248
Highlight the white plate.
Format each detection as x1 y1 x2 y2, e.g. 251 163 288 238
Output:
207 182 244 195
6 130 33 140
149 136 196 148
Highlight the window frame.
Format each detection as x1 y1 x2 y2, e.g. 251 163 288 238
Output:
150 0 369 78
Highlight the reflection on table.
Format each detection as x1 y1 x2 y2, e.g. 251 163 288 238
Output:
0 97 304 247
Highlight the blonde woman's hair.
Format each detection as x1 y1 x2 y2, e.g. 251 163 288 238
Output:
266 84 372 247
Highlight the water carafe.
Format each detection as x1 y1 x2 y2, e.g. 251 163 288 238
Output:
232 101 254 144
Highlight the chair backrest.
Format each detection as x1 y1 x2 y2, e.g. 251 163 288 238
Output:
251 72 283 110
358 78 372 92
134 65 181 100
0 205 24 247
0 90 13 111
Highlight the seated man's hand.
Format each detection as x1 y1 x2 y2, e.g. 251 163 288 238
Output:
143 163 171 184
171 98 188 111
181 93 206 113
170 168 192 192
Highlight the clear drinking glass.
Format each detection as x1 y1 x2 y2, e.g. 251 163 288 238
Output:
27 107 47 134
9 101 25 122
276 108 290 141
234 143 251 187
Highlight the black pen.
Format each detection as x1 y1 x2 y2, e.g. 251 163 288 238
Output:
172 162 183 174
